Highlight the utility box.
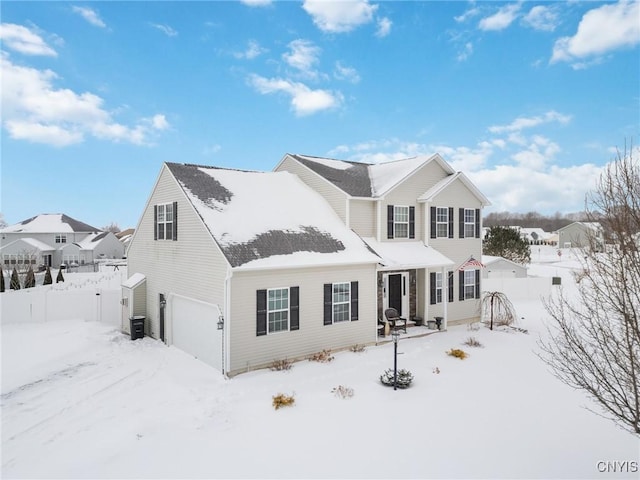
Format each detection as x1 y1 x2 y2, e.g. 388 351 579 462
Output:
130 316 145 340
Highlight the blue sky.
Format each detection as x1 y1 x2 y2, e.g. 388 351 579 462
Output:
1 0 639 230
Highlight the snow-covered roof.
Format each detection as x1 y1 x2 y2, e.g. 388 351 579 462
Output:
482 255 527 269
362 238 454 270
287 153 456 198
0 237 56 252
74 232 110 250
122 273 146 289
166 163 381 269
0 214 101 234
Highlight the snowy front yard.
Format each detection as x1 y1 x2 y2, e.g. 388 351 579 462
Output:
2 293 638 478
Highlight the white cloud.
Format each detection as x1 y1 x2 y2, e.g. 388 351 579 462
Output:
240 0 272 6
203 144 222 155
334 61 360 83
376 17 392 38
150 23 178 37
455 7 480 23
283 39 321 77
0 23 57 56
247 74 342 116
489 111 572 134
522 5 558 32
302 0 377 33
234 40 267 60
478 3 521 31
551 0 640 65
71 6 107 28
456 42 474 62
1 53 166 147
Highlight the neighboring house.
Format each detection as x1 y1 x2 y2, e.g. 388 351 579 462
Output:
516 227 554 245
116 228 135 253
0 214 123 269
557 222 603 249
481 255 528 279
125 153 490 376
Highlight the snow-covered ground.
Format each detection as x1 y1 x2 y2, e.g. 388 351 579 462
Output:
2 246 638 478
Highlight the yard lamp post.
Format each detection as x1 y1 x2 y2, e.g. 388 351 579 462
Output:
392 329 400 391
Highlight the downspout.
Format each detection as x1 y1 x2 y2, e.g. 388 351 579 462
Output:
223 267 233 377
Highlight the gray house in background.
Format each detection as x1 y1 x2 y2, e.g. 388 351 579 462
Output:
557 221 603 249
0 214 125 269
481 255 528 279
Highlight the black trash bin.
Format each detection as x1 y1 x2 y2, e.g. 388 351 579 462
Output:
130 316 145 340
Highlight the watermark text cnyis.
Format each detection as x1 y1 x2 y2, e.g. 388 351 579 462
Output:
596 461 638 474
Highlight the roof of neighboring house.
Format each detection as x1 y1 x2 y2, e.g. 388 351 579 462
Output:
557 221 602 232
286 153 457 198
166 162 380 269
0 237 56 252
362 238 454 270
74 231 111 250
482 255 527 269
115 228 135 239
0 214 101 234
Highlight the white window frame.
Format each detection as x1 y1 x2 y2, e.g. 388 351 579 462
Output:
156 203 174 240
55 234 67 244
393 206 409 239
267 287 289 333
464 270 475 299
332 282 351 323
436 207 449 238
435 272 443 303
464 209 476 238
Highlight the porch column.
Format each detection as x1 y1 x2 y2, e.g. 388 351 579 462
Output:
442 265 448 330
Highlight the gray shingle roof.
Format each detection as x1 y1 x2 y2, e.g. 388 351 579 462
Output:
290 154 373 197
166 162 378 269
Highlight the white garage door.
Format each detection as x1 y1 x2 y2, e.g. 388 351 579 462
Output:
170 294 222 371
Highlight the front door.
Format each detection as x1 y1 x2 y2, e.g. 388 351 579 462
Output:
383 272 409 317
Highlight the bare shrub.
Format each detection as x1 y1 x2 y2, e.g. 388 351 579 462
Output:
331 385 354 399
447 348 468 360
349 344 366 353
463 336 483 348
269 358 292 371
309 349 334 363
272 393 295 410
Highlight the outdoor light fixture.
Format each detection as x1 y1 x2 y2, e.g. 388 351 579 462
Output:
217 315 224 330
391 329 400 391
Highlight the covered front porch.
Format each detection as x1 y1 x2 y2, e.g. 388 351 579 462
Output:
363 238 454 338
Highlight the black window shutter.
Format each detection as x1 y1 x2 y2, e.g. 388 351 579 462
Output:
459 208 465 238
448 207 454 238
429 272 436 305
409 206 415 239
256 289 267 336
430 206 436 239
475 209 480 238
459 270 465 301
323 284 332 325
448 271 454 303
172 201 178 241
350 281 359 321
387 205 394 239
290 286 300 331
153 205 158 240
475 269 481 299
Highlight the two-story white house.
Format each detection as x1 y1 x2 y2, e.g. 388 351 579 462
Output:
125 153 490 376
0 214 125 270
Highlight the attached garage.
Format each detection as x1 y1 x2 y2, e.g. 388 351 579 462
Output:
169 294 223 371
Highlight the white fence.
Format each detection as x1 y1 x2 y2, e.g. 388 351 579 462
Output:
483 276 553 300
1 269 126 325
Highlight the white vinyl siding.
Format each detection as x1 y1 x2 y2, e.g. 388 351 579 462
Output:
126 166 229 340
228 263 376 376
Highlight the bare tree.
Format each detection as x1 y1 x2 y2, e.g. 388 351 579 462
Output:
540 145 640 435
481 291 517 330
102 222 121 233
